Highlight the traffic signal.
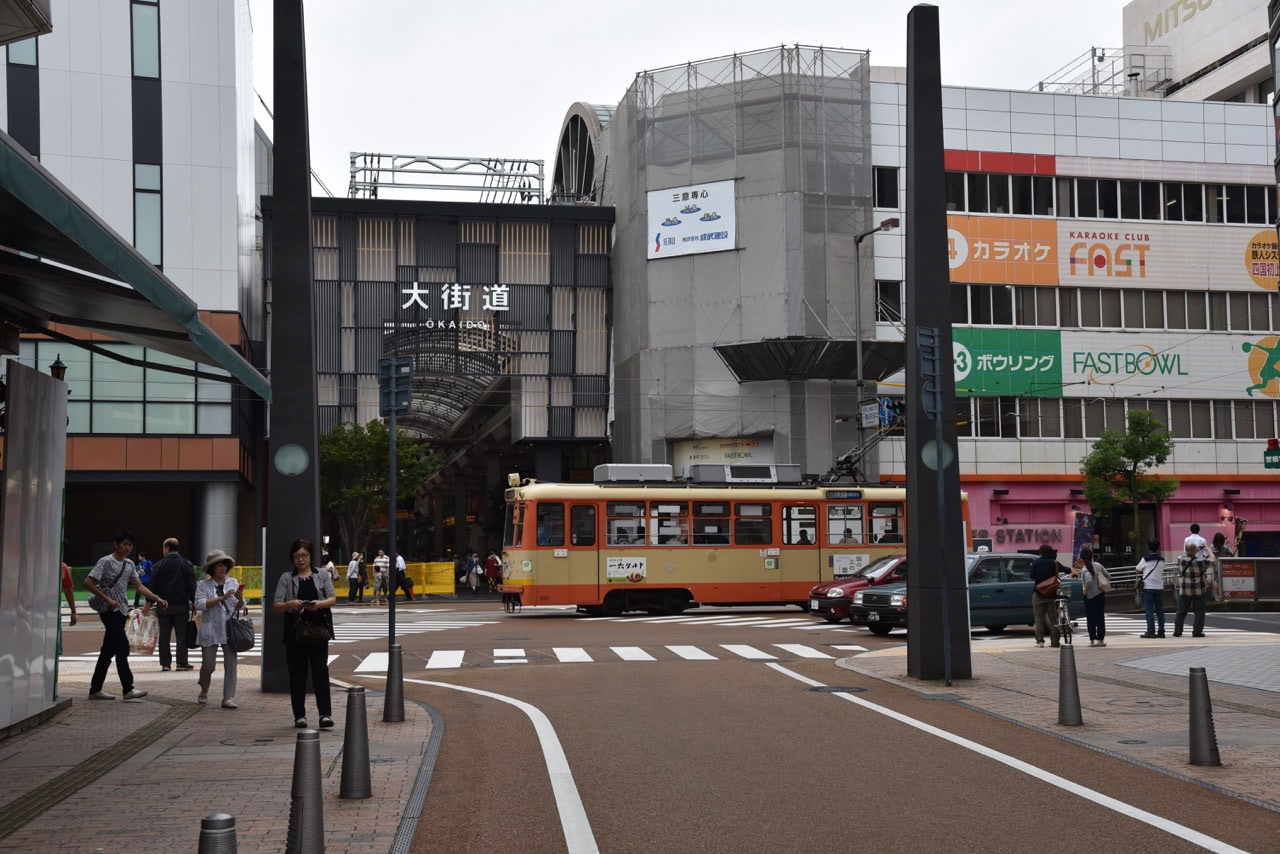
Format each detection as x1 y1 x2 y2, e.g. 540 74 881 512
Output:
1266 438 1280 470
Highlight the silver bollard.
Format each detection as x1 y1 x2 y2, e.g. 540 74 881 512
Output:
285 729 325 854
340 686 372 799
383 643 405 723
198 812 237 853
1188 666 1222 766
1057 643 1083 726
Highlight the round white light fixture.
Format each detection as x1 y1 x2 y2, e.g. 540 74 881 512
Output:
273 443 310 476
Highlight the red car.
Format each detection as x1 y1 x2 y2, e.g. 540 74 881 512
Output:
807 555 907 623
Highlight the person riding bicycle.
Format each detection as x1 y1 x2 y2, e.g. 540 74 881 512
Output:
1030 543 1063 648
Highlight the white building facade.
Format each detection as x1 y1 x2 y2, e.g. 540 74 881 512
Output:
0 0 262 564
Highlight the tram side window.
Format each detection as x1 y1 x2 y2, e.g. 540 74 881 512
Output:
536 502 565 547
693 502 730 545
570 505 596 547
827 504 864 544
870 502 904 544
651 501 690 545
783 506 818 545
505 503 525 549
606 502 645 545
733 503 772 545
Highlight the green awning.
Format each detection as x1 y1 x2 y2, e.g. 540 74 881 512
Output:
0 127 270 400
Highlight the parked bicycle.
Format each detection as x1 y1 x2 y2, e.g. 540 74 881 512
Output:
1055 586 1073 646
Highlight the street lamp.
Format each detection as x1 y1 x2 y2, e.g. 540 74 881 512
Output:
852 217 899 472
49 354 66 381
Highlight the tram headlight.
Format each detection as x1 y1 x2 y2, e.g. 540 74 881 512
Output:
890 593 907 606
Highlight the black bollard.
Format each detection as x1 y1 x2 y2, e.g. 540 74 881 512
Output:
1057 643 1083 726
285 729 325 854
198 812 237 853
383 643 405 723
1188 666 1222 766
340 686 372 799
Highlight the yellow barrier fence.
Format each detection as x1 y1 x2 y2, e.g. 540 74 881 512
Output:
229 562 456 601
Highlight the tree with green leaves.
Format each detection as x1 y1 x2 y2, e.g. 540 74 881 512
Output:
319 420 441 561
1080 409 1179 550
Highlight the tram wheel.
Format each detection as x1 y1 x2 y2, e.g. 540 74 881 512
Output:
603 592 626 617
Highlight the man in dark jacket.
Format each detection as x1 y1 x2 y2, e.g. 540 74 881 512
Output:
1029 543 1062 648
149 537 197 670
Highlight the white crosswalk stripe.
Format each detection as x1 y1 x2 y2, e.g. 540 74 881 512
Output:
611 646 656 661
666 645 718 660
330 618 495 644
425 649 465 669
720 644 776 660
553 647 592 663
354 652 388 673
774 644 834 659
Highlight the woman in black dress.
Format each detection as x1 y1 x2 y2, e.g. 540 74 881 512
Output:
272 537 337 728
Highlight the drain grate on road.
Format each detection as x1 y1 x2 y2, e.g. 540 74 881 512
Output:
807 686 867 693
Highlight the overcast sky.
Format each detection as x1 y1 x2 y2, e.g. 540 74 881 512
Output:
247 0 1125 199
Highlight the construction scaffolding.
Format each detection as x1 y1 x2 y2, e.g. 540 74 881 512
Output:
347 153 545 203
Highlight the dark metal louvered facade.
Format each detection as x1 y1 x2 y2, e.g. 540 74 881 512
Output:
263 197 615 446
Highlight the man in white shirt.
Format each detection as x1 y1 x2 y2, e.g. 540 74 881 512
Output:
372 549 391 605
1183 524 1210 560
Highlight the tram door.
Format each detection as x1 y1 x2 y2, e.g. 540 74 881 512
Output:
780 503 819 602
568 504 599 605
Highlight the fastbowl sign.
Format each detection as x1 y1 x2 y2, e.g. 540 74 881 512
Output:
954 329 1272 399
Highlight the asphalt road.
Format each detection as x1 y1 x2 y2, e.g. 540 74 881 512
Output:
315 604 1280 854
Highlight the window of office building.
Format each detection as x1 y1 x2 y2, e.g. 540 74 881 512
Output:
873 167 899 208
876 280 902 323
131 1 160 78
16 341 232 435
7 36 35 66
134 163 162 265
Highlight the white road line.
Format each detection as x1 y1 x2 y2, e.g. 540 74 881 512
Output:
788 622 848 631
632 616 706 623
326 654 339 665
611 647 656 661
774 644 832 659
667 645 717 660
721 644 777 660
354 652 388 673
495 648 526 657
425 650 465 669
830 645 867 651
674 617 753 625
766 663 1248 854
495 659 528 664
553 648 593 663
407 679 599 854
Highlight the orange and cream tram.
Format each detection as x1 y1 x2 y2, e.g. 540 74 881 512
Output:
500 464 970 616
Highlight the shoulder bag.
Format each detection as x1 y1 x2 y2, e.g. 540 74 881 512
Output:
226 602 255 652
1035 573 1060 597
1095 564 1113 593
87 560 129 613
294 617 330 647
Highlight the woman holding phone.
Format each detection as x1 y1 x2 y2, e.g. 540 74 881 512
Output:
272 537 336 729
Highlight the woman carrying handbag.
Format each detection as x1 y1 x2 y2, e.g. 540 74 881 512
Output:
272 538 337 729
194 549 244 708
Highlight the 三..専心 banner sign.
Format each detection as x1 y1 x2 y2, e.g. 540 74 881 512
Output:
647 180 737 260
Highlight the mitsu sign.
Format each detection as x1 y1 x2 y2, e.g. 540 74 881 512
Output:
647 179 737 260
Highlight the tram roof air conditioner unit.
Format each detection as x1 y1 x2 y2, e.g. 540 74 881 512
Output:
686 464 802 484
593 463 674 483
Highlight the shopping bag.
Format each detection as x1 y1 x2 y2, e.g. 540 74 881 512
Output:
185 615 200 649
126 608 159 655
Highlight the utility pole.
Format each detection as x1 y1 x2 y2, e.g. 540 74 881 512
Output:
377 355 412 721
852 216 899 480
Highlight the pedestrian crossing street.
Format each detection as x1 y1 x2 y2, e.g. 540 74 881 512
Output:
352 642 872 672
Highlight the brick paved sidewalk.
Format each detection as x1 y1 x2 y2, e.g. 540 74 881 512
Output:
0 665 435 853
842 639 1280 812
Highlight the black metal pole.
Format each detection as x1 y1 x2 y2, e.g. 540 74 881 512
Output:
263 0 320 693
